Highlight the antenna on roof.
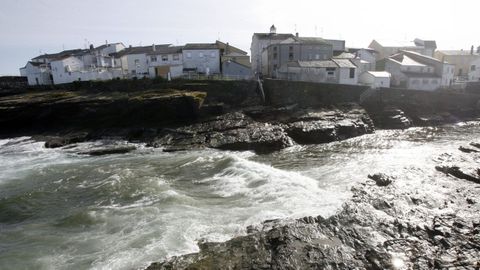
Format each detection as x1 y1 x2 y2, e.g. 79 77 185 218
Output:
294 24 297 33
315 25 318 36
218 32 221 41
62 44 65 51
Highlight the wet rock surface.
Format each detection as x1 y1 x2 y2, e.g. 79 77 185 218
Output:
146 144 480 270
145 104 374 153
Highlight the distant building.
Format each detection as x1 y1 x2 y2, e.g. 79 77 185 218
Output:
19 61 52 85
250 25 294 77
222 60 252 80
385 50 454 91
277 58 357 85
369 38 437 61
147 46 184 79
358 71 391 89
182 43 221 75
21 43 126 85
112 44 170 79
347 48 377 73
434 47 480 80
264 36 333 78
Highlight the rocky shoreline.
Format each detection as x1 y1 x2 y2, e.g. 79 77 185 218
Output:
147 143 480 269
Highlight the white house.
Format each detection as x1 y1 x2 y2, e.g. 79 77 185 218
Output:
369 38 437 61
21 43 127 85
19 62 52 85
277 58 357 85
182 43 221 75
385 50 454 91
111 44 170 79
250 25 294 76
147 46 184 79
359 71 391 89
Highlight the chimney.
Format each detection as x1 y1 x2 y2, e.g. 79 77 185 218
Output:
477 46 480 54
152 43 156 51
270 24 277 34
471 45 474 55
296 32 299 37
105 40 108 45
89 44 94 50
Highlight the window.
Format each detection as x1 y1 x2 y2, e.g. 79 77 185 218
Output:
131 70 136 74
199 52 204 58
315 54 320 60
289 46 293 51
210 52 216 58
431 79 438 84
273 46 278 52
471 65 476 71
273 53 277 60
273 64 278 70
289 53 294 60
150 56 157 62
173 54 180 61
186 52 192 58
326 67 335 76
162 55 168 61
411 79 419 85
349 68 355 78
134 59 140 67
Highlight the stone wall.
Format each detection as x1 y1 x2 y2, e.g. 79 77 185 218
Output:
263 79 368 107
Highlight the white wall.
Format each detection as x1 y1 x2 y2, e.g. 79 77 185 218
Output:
126 53 149 77
338 67 357 85
51 57 84 84
182 49 220 74
23 63 52 85
407 77 441 91
359 73 390 88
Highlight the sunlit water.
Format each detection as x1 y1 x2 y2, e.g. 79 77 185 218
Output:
1 122 479 270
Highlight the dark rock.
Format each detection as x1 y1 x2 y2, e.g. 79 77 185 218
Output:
43 132 89 148
79 145 136 156
469 142 480 149
435 165 480 184
368 173 394 186
466 198 476 205
459 146 479 153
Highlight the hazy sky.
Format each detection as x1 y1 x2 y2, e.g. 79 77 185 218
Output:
1 0 479 75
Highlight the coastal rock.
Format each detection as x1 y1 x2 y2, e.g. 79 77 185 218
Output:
378 107 412 129
150 113 293 153
79 145 136 156
368 173 394 186
43 132 90 148
459 146 479 153
435 165 480 184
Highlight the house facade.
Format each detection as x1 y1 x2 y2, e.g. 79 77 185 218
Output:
182 43 221 75
434 48 480 80
358 71 391 89
369 38 437 61
385 50 454 91
277 59 357 85
19 62 53 85
147 46 184 79
250 25 294 77
264 36 333 78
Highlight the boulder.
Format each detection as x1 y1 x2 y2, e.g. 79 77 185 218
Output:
368 173 394 186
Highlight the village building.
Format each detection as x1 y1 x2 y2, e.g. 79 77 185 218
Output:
250 25 294 77
19 61 53 85
358 71 391 89
369 38 437 61
182 43 221 76
146 46 184 79
111 44 170 79
277 58 357 85
434 47 480 81
216 40 252 79
263 36 333 78
385 50 454 91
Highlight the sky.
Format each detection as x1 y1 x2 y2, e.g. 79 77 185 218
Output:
1 0 479 75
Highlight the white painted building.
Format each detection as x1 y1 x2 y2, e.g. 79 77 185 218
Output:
182 43 221 75
359 71 391 89
250 25 294 77
277 59 357 85
19 62 52 85
385 50 454 91
369 38 437 61
467 57 480 82
147 46 184 79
